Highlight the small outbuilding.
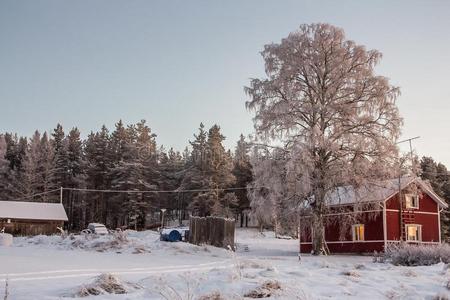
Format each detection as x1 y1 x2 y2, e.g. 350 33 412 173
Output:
0 201 68 235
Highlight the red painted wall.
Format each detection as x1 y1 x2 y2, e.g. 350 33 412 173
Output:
300 241 384 253
415 213 439 242
419 193 438 213
385 187 440 242
386 189 438 212
300 211 384 253
386 210 400 240
300 184 442 253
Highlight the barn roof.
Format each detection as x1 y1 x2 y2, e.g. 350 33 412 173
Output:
0 201 68 221
325 177 448 208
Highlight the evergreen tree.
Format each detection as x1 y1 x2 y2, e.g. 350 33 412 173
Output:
420 156 450 239
84 126 112 224
206 125 234 188
158 146 185 223
232 134 253 220
109 120 158 229
51 124 69 190
21 131 56 201
4 133 26 171
65 128 86 230
1 120 250 230
2 134 27 199
180 124 209 211
184 124 236 216
0 135 13 199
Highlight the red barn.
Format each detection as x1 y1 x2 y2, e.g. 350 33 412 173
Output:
299 177 448 254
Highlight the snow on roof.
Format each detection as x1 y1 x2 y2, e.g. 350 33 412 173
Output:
325 177 448 208
0 201 68 221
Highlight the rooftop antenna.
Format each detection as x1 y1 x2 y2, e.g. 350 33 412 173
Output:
396 136 420 173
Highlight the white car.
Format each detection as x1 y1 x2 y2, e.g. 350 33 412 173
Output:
83 223 109 235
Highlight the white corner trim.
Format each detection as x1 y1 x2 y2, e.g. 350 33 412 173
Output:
385 209 438 216
438 206 442 243
383 202 387 249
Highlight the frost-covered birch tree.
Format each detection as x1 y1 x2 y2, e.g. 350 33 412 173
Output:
245 23 402 254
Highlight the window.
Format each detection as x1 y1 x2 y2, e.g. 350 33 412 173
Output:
352 224 365 241
405 194 419 209
405 224 422 242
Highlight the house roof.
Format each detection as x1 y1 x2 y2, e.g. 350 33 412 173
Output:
0 201 68 221
325 177 448 208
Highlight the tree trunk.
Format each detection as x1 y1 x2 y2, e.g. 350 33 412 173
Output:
312 212 325 255
311 168 326 255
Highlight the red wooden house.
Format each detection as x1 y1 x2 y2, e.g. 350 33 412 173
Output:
299 177 447 254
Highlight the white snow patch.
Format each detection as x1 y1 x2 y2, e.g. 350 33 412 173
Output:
0 228 446 299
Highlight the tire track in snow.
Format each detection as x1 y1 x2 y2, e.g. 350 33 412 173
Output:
0 260 233 282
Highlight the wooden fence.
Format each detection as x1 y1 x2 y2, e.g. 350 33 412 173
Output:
188 216 235 249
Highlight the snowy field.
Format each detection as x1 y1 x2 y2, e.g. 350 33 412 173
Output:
0 229 449 299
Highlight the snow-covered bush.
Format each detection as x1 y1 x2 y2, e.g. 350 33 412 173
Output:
75 273 141 297
383 243 450 266
0 233 12 247
157 274 200 300
244 280 281 298
197 291 225 300
341 270 361 277
3 278 9 300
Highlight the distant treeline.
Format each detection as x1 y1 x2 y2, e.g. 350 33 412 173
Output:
0 121 252 231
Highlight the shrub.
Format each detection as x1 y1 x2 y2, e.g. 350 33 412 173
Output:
244 280 281 298
341 270 361 277
382 243 450 266
197 291 225 300
75 273 141 297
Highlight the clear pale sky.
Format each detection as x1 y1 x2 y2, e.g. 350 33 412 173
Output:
1 1 449 166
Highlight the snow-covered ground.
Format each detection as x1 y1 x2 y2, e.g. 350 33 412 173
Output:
0 228 448 299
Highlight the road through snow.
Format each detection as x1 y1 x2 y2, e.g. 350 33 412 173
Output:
0 260 233 282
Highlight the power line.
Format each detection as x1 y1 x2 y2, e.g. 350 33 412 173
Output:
420 170 450 177
1 188 61 202
62 186 262 194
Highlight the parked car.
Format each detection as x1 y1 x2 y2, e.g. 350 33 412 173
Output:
82 223 109 235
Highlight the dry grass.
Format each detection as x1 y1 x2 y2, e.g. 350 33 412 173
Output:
75 273 141 297
3 278 9 300
244 280 281 298
434 293 450 300
197 291 226 300
341 270 361 277
402 269 418 277
158 273 200 300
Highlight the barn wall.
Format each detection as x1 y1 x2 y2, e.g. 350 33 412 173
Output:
300 211 384 253
386 194 400 210
386 189 440 242
418 193 438 213
386 210 400 240
386 188 438 213
0 219 63 236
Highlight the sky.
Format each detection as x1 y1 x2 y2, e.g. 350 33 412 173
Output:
0 0 449 166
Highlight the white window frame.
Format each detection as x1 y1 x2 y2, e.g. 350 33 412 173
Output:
405 224 422 242
352 224 365 241
405 194 419 209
